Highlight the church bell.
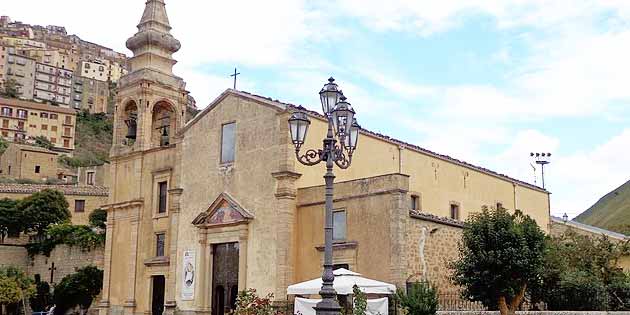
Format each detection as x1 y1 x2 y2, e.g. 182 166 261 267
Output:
160 126 169 146
125 117 137 140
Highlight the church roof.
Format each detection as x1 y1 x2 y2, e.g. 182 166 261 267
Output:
184 88 547 193
551 216 629 240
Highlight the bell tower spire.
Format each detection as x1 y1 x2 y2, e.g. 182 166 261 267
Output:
125 0 181 74
113 0 189 154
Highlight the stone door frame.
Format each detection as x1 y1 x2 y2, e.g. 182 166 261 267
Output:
195 223 249 313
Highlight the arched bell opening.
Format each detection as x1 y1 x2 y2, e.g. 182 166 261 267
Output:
151 101 176 147
122 101 138 146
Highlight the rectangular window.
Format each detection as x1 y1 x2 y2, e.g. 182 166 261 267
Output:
220 122 236 163
63 139 70 148
496 202 503 210
50 114 58 120
450 204 460 220
17 109 27 118
74 200 85 212
51 126 57 132
411 195 420 211
64 127 71 136
156 233 165 257
50 137 56 143
158 181 167 214
41 124 48 130
86 172 95 185
40 112 49 118
35 165 40 173
332 210 347 241
64 116 72 125
1 107 12 116
2 120 7 128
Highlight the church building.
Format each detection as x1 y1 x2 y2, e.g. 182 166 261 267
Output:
99 2 551 315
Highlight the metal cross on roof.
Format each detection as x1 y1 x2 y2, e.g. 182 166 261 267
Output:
230 68 240 90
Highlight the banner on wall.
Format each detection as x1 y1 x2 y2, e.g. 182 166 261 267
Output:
181 250 195 300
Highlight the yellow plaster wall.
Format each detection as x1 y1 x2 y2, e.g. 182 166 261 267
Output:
295 116 550 230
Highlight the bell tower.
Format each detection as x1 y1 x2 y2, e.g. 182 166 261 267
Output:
112 0 188 155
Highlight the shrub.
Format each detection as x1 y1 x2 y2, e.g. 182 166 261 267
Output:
396 282 438 315
0 266 35 311
53 266 103 315
32 136 54 150
89 208 107 229
232 288 281 315
29 280 52 312
353 285 368 315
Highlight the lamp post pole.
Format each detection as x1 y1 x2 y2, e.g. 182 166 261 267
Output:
288 77 361 315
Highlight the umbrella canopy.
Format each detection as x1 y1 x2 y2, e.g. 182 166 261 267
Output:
287 268 396 295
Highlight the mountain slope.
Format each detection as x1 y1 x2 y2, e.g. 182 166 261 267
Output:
575 179 630 235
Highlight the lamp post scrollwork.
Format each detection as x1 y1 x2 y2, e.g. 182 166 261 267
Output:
288 77 361 315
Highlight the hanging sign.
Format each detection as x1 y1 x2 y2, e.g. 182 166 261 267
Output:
181 250 195 300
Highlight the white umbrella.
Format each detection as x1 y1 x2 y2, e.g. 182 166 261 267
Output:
287 268 396 295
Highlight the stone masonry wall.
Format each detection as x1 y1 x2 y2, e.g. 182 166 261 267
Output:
405 212 463 295
29 244 104 284
0 244 29 268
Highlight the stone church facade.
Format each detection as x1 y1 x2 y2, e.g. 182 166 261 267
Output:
99 2 551 315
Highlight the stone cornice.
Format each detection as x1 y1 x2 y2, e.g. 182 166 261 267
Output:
102 198 144 211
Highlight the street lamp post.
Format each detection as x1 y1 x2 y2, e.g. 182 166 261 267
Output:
288 77 360 315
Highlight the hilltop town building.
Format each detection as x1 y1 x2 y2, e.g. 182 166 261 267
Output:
33 62 73 106
100 2 551 315
0 97 76 152
3 46 36 99
0 20 128 114
0 143 58 181
71 75 110 113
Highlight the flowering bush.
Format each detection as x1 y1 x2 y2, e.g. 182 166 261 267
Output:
232 289 282 315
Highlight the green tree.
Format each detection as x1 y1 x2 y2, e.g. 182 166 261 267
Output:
29 280 52 312
396 282 438 315
530 230 630 310
53 266 103 315
0 267 35 315
0 79 22 99
32 136 54 151
451 206 546 315
0 199 20 242
88 208 107 229
0 137 8 155
18 189 70 236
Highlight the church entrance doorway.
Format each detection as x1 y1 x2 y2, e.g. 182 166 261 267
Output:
212 243 239 315
151 275 166 315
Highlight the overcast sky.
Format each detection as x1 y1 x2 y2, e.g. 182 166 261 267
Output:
4 0 630 218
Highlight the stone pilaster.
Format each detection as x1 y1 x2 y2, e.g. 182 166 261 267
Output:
164 188 183 315
124 209 141 315
272 170 301 299
388 180 409 288
99 208 116 315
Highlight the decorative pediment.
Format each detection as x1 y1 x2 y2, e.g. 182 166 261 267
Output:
192 192 254 228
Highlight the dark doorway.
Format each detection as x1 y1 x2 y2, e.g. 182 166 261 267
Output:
152 275 166 315
212 243 239 315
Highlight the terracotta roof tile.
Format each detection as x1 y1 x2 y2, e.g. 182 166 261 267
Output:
410 210 464 228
